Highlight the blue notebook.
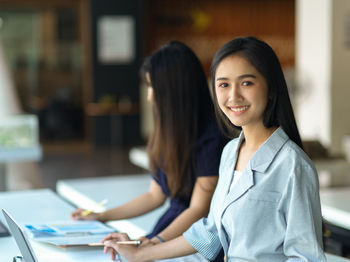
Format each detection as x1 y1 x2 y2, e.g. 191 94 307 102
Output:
25 220 114 238
23 220 115 246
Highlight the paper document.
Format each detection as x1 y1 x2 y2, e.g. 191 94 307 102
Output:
24 220 115 246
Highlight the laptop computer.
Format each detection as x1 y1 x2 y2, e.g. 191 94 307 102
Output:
2 209 38 262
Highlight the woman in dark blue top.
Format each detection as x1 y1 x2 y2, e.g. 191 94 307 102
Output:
148 119 226 240
72 41 227 261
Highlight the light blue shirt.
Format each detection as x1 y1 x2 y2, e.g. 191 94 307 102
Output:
184 127 326 262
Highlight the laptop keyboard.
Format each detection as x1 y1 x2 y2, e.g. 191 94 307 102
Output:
0 220 10 237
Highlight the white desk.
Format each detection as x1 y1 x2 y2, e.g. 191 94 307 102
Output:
56 173 169 239
320 187 350 230
0 188 206 262
327 253 350 262
0 189 112 261
57 175 349 262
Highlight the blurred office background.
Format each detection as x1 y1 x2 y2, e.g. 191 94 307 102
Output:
0 0 298 187
0 0 350 256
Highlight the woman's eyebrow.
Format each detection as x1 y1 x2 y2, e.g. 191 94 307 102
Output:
216 74 257 81
216 77 229 81
238 74 256 80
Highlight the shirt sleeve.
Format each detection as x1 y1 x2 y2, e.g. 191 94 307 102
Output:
282 160 326 262
183 211 222 261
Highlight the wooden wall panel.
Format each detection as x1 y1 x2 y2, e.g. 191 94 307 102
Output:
144 0 295 74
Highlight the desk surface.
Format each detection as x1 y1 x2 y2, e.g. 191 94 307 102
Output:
320 187 350 230
57 175 349 262
0 189 112 261
0 189 207 262
57 173 169 239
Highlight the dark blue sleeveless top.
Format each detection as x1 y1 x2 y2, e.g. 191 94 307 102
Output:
147 120 227 238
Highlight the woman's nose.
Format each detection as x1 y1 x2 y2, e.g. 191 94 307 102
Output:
228 85 242 102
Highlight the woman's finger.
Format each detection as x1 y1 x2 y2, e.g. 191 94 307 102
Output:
102 232 118 242
70 208 84 219
103 246 117 260
104 232 130 242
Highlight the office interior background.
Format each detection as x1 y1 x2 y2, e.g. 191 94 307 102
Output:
0 0 350 257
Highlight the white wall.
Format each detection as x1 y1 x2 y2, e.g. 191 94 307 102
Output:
296 0 350 155
331 0 350 153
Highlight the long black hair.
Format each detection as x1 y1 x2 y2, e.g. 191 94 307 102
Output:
142 41 215 197
210 36 303 149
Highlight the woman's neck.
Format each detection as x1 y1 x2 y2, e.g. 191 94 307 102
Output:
241 125 277 152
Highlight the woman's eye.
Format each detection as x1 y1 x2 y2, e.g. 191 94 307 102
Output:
242 81 253 86
218 83 228 88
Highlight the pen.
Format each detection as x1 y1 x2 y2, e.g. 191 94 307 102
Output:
81 199 108 216
88 240 142 246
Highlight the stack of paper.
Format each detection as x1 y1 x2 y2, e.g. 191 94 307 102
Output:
25 220 115 247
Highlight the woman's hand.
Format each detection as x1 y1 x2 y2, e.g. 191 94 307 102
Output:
102 233 141 261
103 234 196 262
70 208 101 221
136 236 156 247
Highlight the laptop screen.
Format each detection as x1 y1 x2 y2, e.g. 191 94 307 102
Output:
2 209 38 262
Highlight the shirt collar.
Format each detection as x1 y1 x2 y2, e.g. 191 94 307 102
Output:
239 127 289 173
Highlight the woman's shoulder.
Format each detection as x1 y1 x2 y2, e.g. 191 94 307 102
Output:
271 140 321 195
274 139 318 180
282 139 314 166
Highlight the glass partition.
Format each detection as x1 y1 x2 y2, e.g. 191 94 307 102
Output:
0 7 84 143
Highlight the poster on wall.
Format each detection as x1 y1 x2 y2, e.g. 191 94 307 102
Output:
98 16 135 64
